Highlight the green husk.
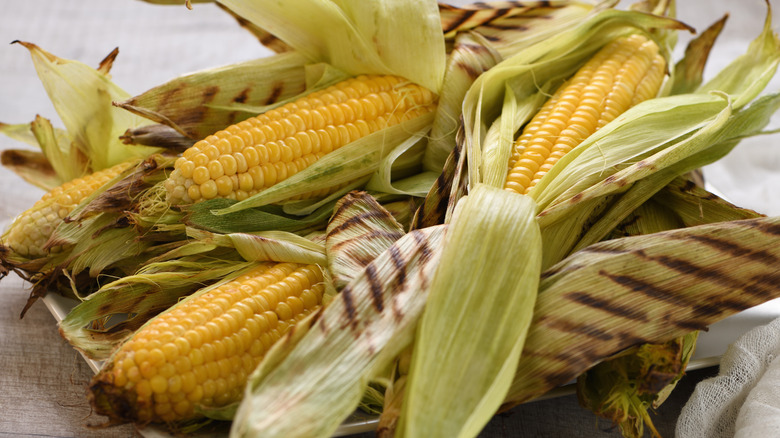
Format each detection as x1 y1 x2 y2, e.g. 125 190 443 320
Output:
59 250 253 359
218 0 446 93
185 228 327 265
422 32 502 173
539 92 780 266
184 198 336 235
670 14 728 95
12 42 159 174
397 184 541 438
230 226 446 438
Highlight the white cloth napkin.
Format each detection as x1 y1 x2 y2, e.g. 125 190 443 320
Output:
677 317 780 437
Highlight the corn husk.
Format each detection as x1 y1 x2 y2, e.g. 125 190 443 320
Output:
461 8 690 191
422 32 502 173
410 131 469 230
218 0 445 94
0 120 60 191
652 176 763 227
325 191 405 290
4 42 159 179
59 253 253 360
397 184 540 438
438 0 610 58
230 225 446 438
502 214 780 408
116 52 310 140
670 14 728 95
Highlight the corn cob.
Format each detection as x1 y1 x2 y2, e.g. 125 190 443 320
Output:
504 34 666 195
2 160 135 258
89 262 325 424
164 75 437 205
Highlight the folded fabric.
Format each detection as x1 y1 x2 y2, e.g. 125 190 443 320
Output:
676 317 780 437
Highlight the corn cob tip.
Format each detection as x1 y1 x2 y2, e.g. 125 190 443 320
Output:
2 160 136 258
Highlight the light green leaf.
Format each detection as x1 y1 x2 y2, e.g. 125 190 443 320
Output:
399 184 541 438
218 0 446 92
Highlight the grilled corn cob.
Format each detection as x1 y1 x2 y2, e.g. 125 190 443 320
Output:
89 262 325 424
164 74 437 205
1 160 135 258
504 34 666 194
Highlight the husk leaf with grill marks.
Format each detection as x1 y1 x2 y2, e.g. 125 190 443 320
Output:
652 176 763 227
325 191 406 290
397 184 540 438
540 92 780 266
230 225 446 438
410 129 469 230
116 51 309 141
502 214 780 409
437 1 610 56
423 32 502 173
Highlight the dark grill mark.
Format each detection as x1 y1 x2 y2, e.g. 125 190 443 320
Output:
328 210 391 236
365 264 384 312
389 245 408 323
264 82 285 105
260 32 280 47
202 85 219 104
455 60 483 80
389 244 407 290
564 291 650 322
442 9 477 34
411 229 434 264
482 22 530 32
340 286 359 331
233 88 251 104
685 234 779 265
545 317 615 342
600 270 687 308
754 219 780 237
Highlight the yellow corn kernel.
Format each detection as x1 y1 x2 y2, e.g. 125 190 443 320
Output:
88 262 326 424
164 75 437 205
1 160 135 258
504 34 666 195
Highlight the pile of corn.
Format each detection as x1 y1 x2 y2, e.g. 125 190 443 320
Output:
2 1 780 438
